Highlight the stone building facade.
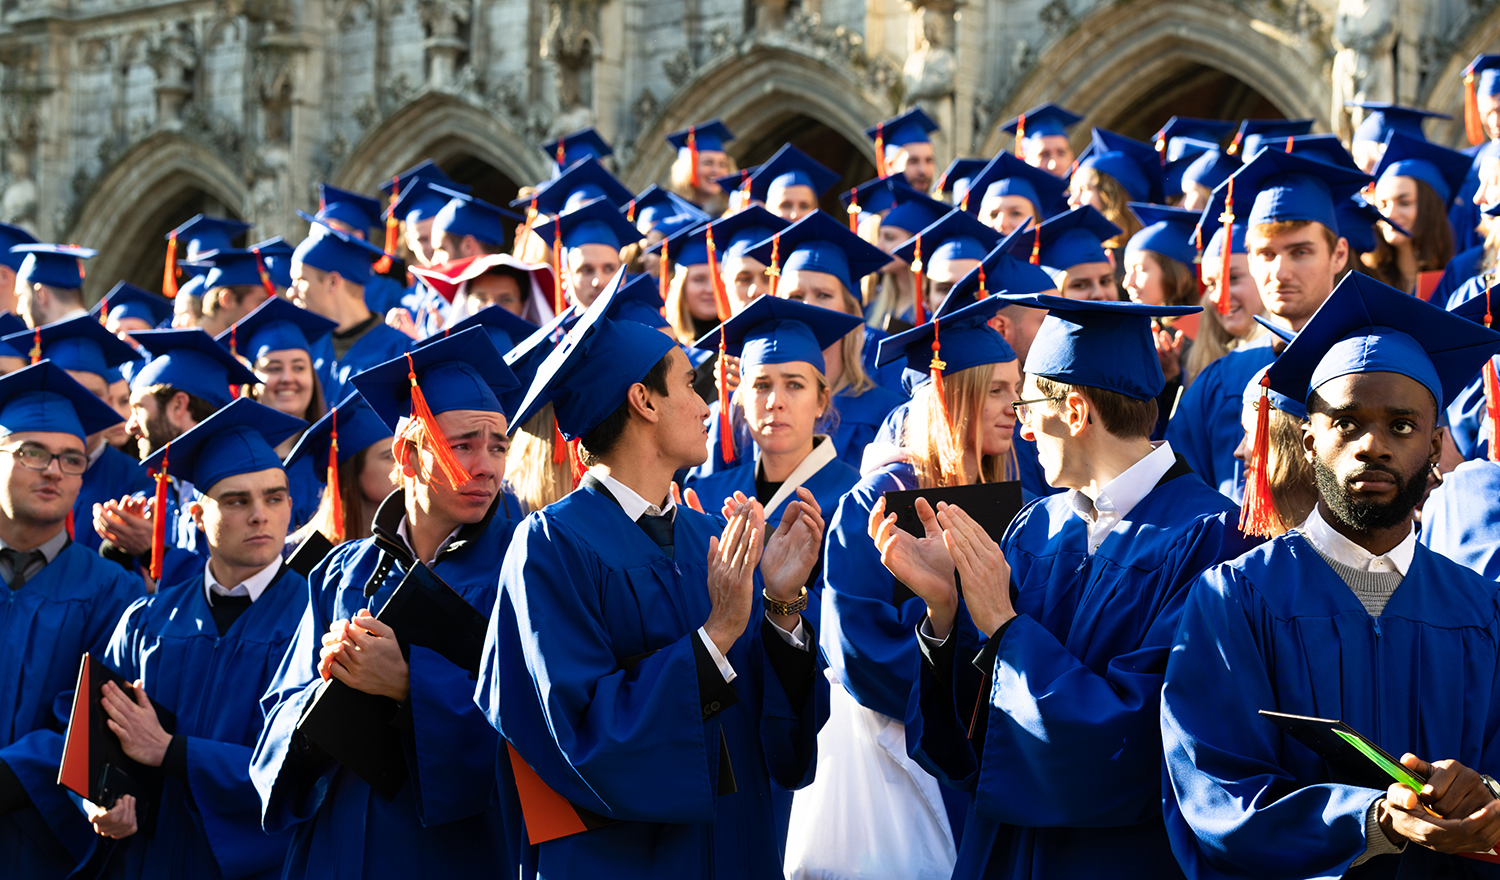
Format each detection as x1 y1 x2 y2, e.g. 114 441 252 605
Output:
2 0 1498 297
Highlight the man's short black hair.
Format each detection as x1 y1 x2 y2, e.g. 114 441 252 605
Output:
578 353 675 466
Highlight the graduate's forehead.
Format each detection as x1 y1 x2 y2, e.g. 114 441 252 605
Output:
206 466 288 498
435 408 509 438
0 430 84 454
1309 372 1436 421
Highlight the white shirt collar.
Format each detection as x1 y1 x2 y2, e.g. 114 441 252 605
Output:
396 516 463 566
204 557 281 605
1067 441 1177 525
1298 504 1415 576
590 469 676 521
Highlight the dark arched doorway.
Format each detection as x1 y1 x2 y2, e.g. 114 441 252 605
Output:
433 151 522 250
733 114 876 219
1097 63 1287 144
124 189 246 296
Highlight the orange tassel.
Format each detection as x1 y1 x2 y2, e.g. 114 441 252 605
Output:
1238 374 1276 537
1193 227 1207 297
740 169 751 203
1015 113 1027 161
767 234 780 298
98 297 109 327
705 227 732 321
1155 133 1167 166
162 231 179 299
929 318 963 483
911 234 926 325
568 437 587 486
847 189 859 233
552 217 566 314
659 236 670 308
402 353 473 488
1284 135 1294 153
556 140 567 168
1029 224 1042 266
960 188 970 213
375 176 399 275
687 126 700 189
327 407 345 544
1226 131 1244 156
65 509 74 541
1468 71 1487 146
252 247 278 299
149 446 169 581
718 333 736 464
552 414 568 465
976 262 988 299
1216 177 1234 315
874 122 887 179
28 328 41 365
520 197 538 249
626 199 636 224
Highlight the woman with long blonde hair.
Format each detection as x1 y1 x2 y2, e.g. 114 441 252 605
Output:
285 393 397 548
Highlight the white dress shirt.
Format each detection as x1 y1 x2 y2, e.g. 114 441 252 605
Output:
1298 504 1415 576
203 557 281 606
1067 441 1178 555
396 516 463 566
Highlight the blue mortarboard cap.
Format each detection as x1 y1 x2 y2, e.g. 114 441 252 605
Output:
1221 149 1372 234
12 244 95 290
716 167 758 197
352 326 520 431
0 312 24 358
891 208 1003 266
1470 55 1500 99
1245 358 1307 420
749 145 840 202
1163 138 1216 197
1125 203 1200 267
599 273 669 329
1267 272 1500 410
218 296 337 362
1202 222 1247 259
316 184 384 232
429 184 524 247
533 197 643 252
0 360 124 440
292 213 386 286
1338 192 1410 254
866 108 939 150
939 225 1060 316
190 249 270 290
628 185 709 232
1283 133 1359 169
142 397 304 491
877 296 1017 377
1347 102 1449 144
881 186 953 236
707 206 790 262
1181 146 1240 193
966 151 1069 219
417 304 539 356
643 219 712 268
284 392 394 476
2 316 142 378
743 211 890 293
649 213 703 245
1016 294 1200 399
176 273 207 302
1078 128 1165 203
1373 130 1471 205
524 159 635 216
508 269 679 440
92 282 173 328
392 178 470 225
666 119 735 156
1153 117 1236 151
378 160 455 198
166 215 251 259
501 311 573 416
1002 206 1121 275
936 158 988 200
542 128 614 170
838 176 915 217
999 103 1083 140
249 237 294 289
1233 119 1315 158
694 295 860 374
0 223 38 271
126 328 257 407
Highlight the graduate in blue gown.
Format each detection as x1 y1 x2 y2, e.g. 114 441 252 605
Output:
252 328 522 880
0 316 153 553
95 328 259 589
282 392 396 548
312 183 406 316
217 297 340 531
895 296 1253 880
1164 272 1500 879
91 281 174 338
80 399 309 878
0 362 146 879
292 215 413 405
476 271 828 880
888 206 1001 329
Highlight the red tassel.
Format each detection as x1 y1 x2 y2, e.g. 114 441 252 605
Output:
847 189 859 233
552 217 565 314
98 296 109 327
1467 71 1486 146
911 234 927 325
767 234 780 298
402 353 473 488
1155 133 1167 167
552 415 568 465
520 197 538 250
976 262 988 299
1284 135 1294 153
327 407 345 544
1193 227 1207 297
960 187 970 213
626 199 636 224
1226 131 1244 156
705 226 732 322
556 139 567 168
1238 374 1276 537
1015 114 1027 161
65 509 74 541
875 123 888 179
149 446 169 581
162 231 179 299
1029 224 1041 266
658 236 670 309
28 328 41 365
252 247 278 299
374 176 399 275
740 169 751 203
568 437 587 487
718 333 736 464
929 318 962 483
1216 177 1234 315
687 126 700 189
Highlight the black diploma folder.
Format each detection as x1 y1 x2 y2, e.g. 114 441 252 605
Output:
882 480 1025 606
287 530 335 578
295 563 490 800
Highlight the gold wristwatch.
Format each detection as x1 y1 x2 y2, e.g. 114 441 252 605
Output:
764 586 808 616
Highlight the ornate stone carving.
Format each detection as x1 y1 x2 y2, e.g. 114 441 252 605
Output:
419 0 470 88
147 22 197 130
1038 0 1073 36
1331 0 1396 139
542 0 603 116
903 0 956 103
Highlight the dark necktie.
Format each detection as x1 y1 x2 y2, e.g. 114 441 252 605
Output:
0 548 44 590
636 512 674 556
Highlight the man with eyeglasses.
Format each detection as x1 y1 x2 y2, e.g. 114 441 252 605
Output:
877 297 1254 880
0 361 146 879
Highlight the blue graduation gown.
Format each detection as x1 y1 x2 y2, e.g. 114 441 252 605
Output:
0 542 143 879
907 458 1252 880
92 564 308 879
1161 533 1500 879
697 384 907 478
1165 339 1274 501
311 324 412 407
475 483 827 880
252 494 519 880
862 328 908 394
1432 243 1484 311
1421 459 1500 580
363 274 408 318
75 444 152 554
285 456 324 532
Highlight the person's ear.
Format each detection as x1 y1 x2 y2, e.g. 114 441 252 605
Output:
1066 391 1090 437
626 382 661 424
1302 418 1317 460
188 501 205 531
